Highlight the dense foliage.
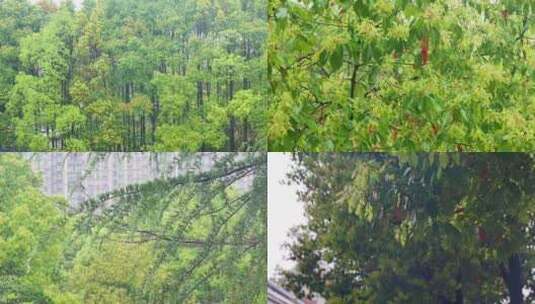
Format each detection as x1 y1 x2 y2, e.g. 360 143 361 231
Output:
269 0 535 151
0 153 267 303
0 155 75 303
282 153 535 304
0 0 266 151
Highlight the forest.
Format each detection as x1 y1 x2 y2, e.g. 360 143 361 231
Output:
269 0 535 151
281 153 535 304
0 0 266 152
0 153 267 303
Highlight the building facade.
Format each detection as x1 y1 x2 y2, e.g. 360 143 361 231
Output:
268 281 325 304
268 281 304 304
26 153 191 206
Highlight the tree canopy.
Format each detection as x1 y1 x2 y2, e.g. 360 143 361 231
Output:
282 153 535 304
269 0 535 151
0 152 267 303
0 0 266 151
0 154 75 303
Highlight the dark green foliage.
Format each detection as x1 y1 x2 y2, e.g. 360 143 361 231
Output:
283 153 535 304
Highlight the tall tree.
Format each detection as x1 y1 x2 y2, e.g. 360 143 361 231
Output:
283 153 535 303
0 0 47 148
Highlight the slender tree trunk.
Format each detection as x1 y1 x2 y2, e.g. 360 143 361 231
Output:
228 79 235 151
349 63 358 99
197 81 203 112
132 115 136 150
455 292 463 304
151 94 158 144
141 112 145 147
501 253 524 304
508 254 524 304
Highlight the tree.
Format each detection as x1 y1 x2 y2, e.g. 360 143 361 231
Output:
269 1 535 151
11 4 80 150
0 153 267 303
0 0 47 148
0 0 267 152
0 154 76 303
283 153 535 303
67 153 267 303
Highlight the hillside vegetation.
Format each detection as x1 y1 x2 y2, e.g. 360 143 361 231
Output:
0 0 266 151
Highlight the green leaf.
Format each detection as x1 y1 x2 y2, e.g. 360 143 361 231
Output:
330 45 344 73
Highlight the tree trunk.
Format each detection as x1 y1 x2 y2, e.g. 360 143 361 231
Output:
501 253 524 304
508 254 524 304
454 269 464 304
350 63 358 99
151 94 159 144
455 285 463 303
228 79 235 151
